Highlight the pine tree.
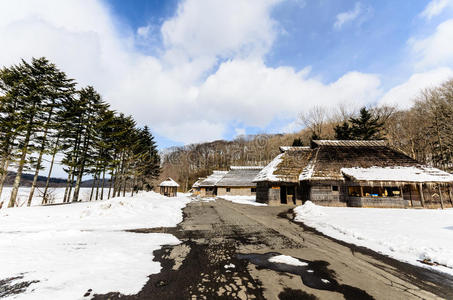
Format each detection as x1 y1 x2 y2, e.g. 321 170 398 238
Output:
349 107 384 140
334 107 384 141
3 58 54 207
334 121 353 140
291 138 303 146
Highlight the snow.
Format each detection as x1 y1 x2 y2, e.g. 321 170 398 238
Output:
341 166 453 182
159 177 180 187
219 195 267 206
224 263 235 269
294 201 453 275
268 255 308 266
253 153 284 182
299 160 315 181
0 187 92 209
0 191 192 299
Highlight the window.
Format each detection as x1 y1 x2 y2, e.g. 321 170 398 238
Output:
226 188 231 193
348 186 361 197
332 185 339 192
251 188 256 193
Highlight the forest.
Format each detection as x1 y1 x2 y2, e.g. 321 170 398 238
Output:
0 57 160 208
161 79 453 192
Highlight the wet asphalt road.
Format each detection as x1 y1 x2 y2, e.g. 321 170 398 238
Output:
95 198 453 300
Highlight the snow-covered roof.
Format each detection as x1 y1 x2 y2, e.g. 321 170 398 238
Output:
312 140 386 147
254 147 313 183
279 146 310 152
255 140 453 184
254 153 284 182
230 166 263 170
192 177 205 188
217 166 263 187
198 171 228 187
341 166 453 183
159 177 180 187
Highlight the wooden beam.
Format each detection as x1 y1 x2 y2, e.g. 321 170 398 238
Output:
438 185 444 209
449 185 453 206
419 183 425 208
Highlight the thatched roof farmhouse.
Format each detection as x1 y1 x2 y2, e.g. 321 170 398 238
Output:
254 140 453 208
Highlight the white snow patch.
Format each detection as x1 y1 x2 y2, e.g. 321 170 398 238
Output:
0 191 192 299
341 166 453 182
254 153 284 182
299 160 315 181
268 255 308 266
219 195 267 206
321 279 330 284
224 263 235 269
294 201 453 275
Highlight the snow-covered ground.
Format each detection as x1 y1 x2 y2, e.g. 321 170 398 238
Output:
0 191 191 299
218 195 267 206
0 187 92 209
294 202 453 275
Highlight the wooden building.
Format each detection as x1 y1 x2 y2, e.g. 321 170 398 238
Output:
191 177 205 196
254 140 453 208
197 171 228 196
216 166 263 196
159 177 179 197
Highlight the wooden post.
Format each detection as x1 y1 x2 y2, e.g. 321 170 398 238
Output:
449 185 453 206
360 186 364 197
419 183 425 208
438 185 444 209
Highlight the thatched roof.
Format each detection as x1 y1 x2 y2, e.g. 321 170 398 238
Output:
255 140 453 184
159 177 180 187
198 171 228 187
216 166 263 187
254 147 313 183
192 177 206 188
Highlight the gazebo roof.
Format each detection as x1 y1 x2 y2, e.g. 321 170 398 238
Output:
159 177 180 187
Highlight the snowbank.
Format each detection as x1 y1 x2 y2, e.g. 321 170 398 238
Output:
0 191 191 299
0 187 92 209
294 202 453 275
219 195 267 206
0 191 190 231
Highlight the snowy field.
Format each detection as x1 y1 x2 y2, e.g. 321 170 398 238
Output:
218 195 267 206
294 202 453 275
0 191 191 299
0 187 92 209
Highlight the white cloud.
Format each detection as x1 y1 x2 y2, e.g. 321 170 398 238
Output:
334 2 363 30
161 0 282 68
379 67 453 108
410 19 453 69
421 0 453 20
0 0 384 146
197 59 382 127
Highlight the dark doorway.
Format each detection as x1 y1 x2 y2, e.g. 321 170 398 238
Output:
280 186 287 204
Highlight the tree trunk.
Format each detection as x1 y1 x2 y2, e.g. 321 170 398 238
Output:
89 174 96 201
0 158 11 199
9 126 33 207
108 171 114 199
95 171 101 200
100 168 106 200
42 136 60 204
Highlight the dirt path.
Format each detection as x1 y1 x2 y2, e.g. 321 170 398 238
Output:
95 199 453 299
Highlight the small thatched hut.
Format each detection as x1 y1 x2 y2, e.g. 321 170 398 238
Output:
159 177 179 197
254 140 453 208
216 166 263 196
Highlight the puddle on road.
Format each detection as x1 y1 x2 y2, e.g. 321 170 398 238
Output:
237 252 374 300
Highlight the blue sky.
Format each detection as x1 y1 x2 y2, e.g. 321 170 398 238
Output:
1 0 453 151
